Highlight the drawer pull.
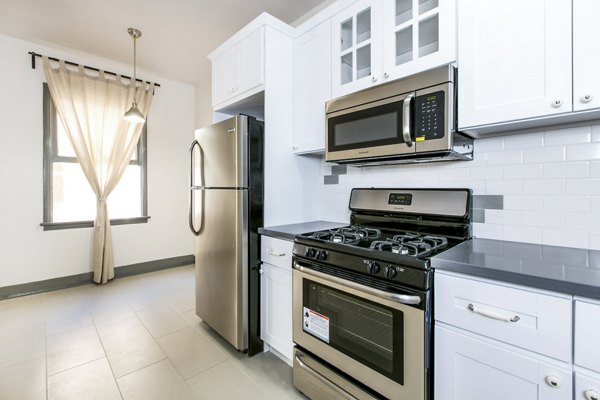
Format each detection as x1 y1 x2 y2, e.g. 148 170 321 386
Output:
468 303 520 323
267 248 286 257
585 389 599 400
545 375 561 388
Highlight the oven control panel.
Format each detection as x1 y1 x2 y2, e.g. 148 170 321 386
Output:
388 193 412 206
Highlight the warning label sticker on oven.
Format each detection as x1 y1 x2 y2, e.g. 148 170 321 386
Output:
303 307 330 343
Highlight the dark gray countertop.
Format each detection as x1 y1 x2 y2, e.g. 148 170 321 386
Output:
432 238 600 300
258 221 347 241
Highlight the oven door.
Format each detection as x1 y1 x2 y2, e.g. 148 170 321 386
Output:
325 92 416 162
293 261 426 400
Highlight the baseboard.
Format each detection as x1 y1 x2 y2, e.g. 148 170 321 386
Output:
0 254 195 300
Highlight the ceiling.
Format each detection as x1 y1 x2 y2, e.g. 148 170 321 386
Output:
0 0 331 85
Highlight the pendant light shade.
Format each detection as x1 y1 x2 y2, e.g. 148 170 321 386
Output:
124 27 145 123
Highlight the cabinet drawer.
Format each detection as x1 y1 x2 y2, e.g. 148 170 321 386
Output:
575 300 600 372
260 236 293 270
435 325 573 400
435 272 572 362
575 370 600 400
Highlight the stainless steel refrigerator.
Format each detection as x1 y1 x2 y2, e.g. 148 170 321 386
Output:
188 115 263 355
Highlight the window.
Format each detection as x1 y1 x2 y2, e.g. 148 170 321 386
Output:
42 83 149 230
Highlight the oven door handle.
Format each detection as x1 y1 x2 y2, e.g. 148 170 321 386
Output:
295 352 357 400
293 262 422 305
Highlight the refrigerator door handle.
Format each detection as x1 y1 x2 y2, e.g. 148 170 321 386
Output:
189 140 203 236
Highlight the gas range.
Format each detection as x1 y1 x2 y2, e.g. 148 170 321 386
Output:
291 188 472 400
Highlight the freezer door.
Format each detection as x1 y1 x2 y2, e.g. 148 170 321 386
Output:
194 116 248 188
195 188 248 350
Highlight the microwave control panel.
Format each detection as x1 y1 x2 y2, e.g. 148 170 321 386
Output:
415 91 445 141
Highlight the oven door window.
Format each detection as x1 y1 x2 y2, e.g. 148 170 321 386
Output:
327 99 410 152
302 278 404 384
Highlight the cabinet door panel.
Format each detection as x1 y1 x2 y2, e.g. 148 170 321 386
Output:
293 20 332 154
458 0 572 128
260 263 293 363
575 371 600 400
573 0 600 111
236 27 264 95
435 325 572 400
575 300 600 372
212 47 235 107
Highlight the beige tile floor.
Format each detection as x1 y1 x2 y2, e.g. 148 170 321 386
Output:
0 265 305 400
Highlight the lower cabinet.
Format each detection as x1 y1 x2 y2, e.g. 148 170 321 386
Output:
435 325 572 400
260 262 293 364
575 370 600 400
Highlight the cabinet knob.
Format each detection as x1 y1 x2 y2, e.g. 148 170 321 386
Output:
258 269 264 274
551 99 563 108
582 94 594 103
545 375 561 388
585 389 599 400
383 72 390 79
371 76 378 83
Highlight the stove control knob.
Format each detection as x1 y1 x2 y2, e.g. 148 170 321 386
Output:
386 266 397 279
316 250 328 261
305 248 316 258
367 261 380 275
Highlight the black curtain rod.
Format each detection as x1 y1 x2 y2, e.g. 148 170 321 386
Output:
28 51 161 87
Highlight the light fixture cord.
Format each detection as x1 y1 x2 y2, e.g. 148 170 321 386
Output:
133 34 137 104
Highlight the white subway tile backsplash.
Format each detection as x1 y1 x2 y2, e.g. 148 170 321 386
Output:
475 136 504 152
543 161 590 179
544 196 591 212
502 225 542 244
486 150 522 165
592 197 600 213
522 179 565 195
503 195 544 211
591 161 600 177
504 132 544 149
523 146 565 163
485 209 523 225
590 232 600 250
566 143 600 161
317 125 599 250
522 211 565 228
565 213 600 231
486 180 523 195
566 179 600 195
473 223 502 240
591 125 600 142
542 228 589 249
469 166 503 181
503 164 543 180
544 126 591 146
440 168 470 181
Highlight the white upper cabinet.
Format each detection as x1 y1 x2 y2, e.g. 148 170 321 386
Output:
381 0 456 82
293 20 332 154
331 0 456 98
210 27 265 108
573 0 600 111
457 0 572 129
331 0 382 97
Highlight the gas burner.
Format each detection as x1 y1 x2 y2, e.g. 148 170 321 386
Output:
331 232 361 245
344 226 381 240
391 233 449 257
370 240 411 255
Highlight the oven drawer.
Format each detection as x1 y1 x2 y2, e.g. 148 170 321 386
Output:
293 348 378 400
260 236 293 270
435 272 572 362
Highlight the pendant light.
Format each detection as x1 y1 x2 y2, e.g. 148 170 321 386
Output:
124 27 145 123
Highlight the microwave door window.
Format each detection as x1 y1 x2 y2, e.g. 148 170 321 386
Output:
328 99 413 152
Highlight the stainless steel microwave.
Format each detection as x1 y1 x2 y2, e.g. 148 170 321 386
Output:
325 65 474 165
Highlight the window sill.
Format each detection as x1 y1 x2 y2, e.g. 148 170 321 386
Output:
40 216 151 231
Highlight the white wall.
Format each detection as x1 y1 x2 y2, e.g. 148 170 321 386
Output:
0 34 195 287
318 126 600 250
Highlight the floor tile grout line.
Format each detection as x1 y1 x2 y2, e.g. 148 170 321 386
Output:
46 354 107 378
183 358 230 384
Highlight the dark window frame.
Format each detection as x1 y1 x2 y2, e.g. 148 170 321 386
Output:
41 83 149 230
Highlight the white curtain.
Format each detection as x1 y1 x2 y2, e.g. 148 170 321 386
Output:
42 57 154 284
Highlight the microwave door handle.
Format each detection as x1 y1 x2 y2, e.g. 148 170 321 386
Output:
403 93 414 147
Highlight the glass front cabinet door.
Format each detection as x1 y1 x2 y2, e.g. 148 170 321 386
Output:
331 0 382 98
382 0 456 82
331 0 456 98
